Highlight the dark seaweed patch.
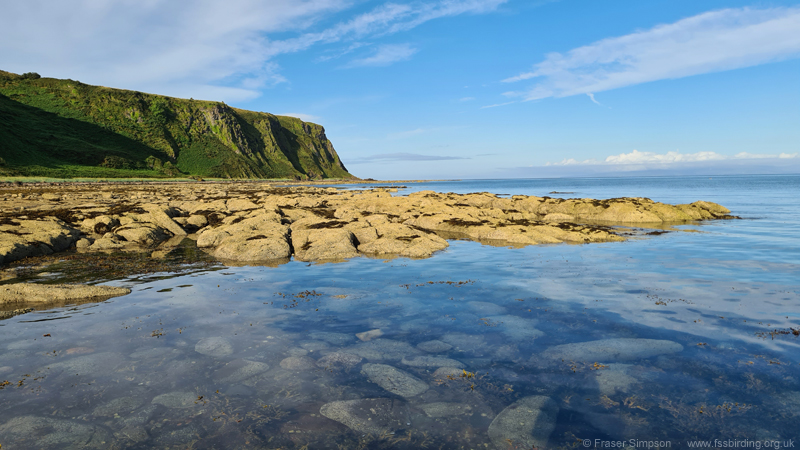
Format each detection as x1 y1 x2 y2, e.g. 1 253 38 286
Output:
193 210 226 227
307 220 347 229
443 218 487 227
108 203 146 216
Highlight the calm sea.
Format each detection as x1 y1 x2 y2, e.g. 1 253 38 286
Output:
0 174 798 449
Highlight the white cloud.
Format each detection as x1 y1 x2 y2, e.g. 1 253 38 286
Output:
264 0 507 62
546 149 798 166
586 93 602 106
0 0 506 102
279 113 322 122
459 97 476 102
345 43 418 67
480 101 517 109
504 7 800 100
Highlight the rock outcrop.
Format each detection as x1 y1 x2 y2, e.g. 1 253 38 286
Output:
0 282 130 305
0 181 736 268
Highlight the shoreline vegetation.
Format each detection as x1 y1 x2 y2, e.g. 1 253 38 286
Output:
1 180 736 309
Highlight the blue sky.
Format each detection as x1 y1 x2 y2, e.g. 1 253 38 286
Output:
2 0 799 179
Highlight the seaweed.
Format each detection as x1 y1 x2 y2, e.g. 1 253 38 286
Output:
443 218 486 227
307 220 347 229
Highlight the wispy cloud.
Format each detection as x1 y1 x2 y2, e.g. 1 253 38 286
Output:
481 101 517 109
345 43 417 68
546 149 799 166
503 7 800 100
586 93 602 106
0 0 506 102
459 97 476 102
279 112 322 122
348 152 471 164
265 0 508 61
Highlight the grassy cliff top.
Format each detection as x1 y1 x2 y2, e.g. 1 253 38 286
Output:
0 70 355 180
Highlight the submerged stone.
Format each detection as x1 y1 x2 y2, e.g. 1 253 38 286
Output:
356 328 383 341
594 363 639 395
279 356 317 371
345 338 420 361
317 351 363 370
194 337 233 357
487 396 558 450
320 398 411 435
433 366 464 379
488 315 544 340
93 396 147 417
401 355 465 369
0 415 113 449
151 391 201 409
362 363 429 398
540 338 684 362
309 331 354 345
43 351 125 377
420 402 473 418
213 358 270 384
416 339 452 353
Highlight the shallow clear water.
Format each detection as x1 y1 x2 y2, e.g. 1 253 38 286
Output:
1 175 798 449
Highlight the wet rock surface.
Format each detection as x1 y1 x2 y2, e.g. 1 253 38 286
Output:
540 338 684 362
0 415 113 449
0 282 130 305
362 363 429 397
195 337 234 357
487 396 559 450
0 181 734 269
320 398 412 435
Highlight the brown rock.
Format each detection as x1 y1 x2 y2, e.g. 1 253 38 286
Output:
0 283 131 305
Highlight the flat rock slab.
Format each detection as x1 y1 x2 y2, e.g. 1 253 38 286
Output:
213 358 270 384
420 402 473 418
195 337 234 357
320 398 411 435
362 363 429 398
0 283 131 305
401 355 465 369
594 363 638 395
93 396 147 417
151 391 202 409
345 338 421 361
416 339 452 353
41 351 125 377
317 351 363 370
279 355 317 371
0 415 113 449
540 338 683 362
488 396 558 450
309 331 354 345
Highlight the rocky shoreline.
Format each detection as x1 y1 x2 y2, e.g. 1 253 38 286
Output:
1 181 735 270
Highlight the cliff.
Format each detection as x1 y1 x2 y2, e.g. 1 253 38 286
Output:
0 70 354 180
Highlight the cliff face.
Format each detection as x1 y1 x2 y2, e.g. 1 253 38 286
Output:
0 70 353 179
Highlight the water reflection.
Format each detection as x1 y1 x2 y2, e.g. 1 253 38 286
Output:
0 234 797 449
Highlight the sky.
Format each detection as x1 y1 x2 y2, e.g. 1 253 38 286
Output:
2 0 799 179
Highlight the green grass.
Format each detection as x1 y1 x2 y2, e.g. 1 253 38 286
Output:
0 70 355 180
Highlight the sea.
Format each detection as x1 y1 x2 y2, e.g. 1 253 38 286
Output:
0 174 798 449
